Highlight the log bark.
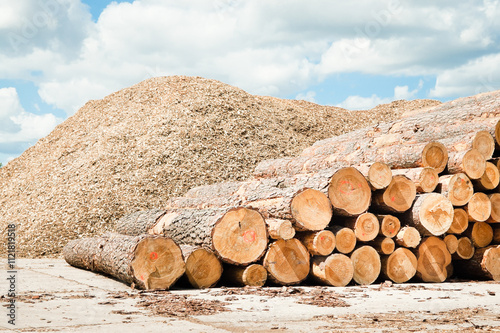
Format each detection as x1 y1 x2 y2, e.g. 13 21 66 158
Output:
453 237 475 260
222 264 268 287
487 193 500 223
395 226 421 248
340 213 380 242
329 226 357 254
350 245 381 285
296 230 336 256
453 245 500 281
447 208 469 234
114 209 166 236
465 222 493 248
371 175 416 213
437 173 474 206
465 193 492 222
328 167 372 216
357 162 392 190
400 193 454 236
391 167 439 193
63 233 185 290
266 218 295 240
310 253 354 287
415 236 452 283
473 162 500 191
443 234 458 254
381 247 417 283
180 245 223 289
377 214 401 238
262 238 310 285
368 237 395 255
447 149 486 180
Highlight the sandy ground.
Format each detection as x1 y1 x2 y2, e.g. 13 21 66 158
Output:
1 259 500 332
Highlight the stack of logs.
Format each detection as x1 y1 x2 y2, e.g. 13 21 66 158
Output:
64 102 500 290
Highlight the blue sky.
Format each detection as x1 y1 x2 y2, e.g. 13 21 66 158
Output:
1 0 500 165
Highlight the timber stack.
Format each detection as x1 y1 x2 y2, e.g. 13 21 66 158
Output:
64 95 500 289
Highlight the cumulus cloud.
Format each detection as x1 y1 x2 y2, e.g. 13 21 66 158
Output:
295 91 317 103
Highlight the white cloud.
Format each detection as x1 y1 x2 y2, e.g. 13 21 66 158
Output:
295 91 317 103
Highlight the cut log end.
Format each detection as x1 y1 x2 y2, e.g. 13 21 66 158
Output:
482 246 500 281
212 207 268 265
454 237 475 260
291 188 333 231
367 162 393 190
451 149 486 180
328 167 372 216
474 162 500 191
443 234 458 254
372 175 416 213
414 193 454 236
182 247 223 289
378 215 401 238
396 226 421 248
466 193 492 223
345 212 380 242
488 193 500 223
311 254 354 287
472 130 495 159
369 237 395 255
350 246 381 285
382 248 417 284
438 173 474 207
447 208 469 234
332 227 357 254
418 167 440 193
263 239 310 285
297 230 336 256
422 141 448 173
468 222 493 248
416 236 452 283
266 218 296 240
224 264 268 287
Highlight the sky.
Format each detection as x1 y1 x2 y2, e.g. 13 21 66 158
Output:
1 0 500 165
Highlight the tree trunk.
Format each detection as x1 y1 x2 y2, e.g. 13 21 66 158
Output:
357 162 393 190
465 222 493 248
371 175 416 213
487 193 500 223
465 193 492 222
340 213 380 242
296 230 336 256
392 167 439 193
328 167 372 216
310 253 354 287
329 226 357 254
376 214 401 238
452 237 475 260
437 173 474 207
447 208 469 234
400 193 454 236
381 248 417 283
180 245 223 289
350 245 381 285
262 238 310 285
443 234 458 254
114 209 166 236
63 233 185 290
473 162 500 191
415 236 452 283
395 226 421 248
222 264 268 287
447 149 486 180
453 245 500 281
368 237 395 255
266 218 295 240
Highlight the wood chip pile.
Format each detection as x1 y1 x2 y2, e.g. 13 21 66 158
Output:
64 90 500 290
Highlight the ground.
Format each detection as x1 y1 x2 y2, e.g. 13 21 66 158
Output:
1 259 499 332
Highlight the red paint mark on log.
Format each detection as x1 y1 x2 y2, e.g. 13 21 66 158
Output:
140 275 145 281
391 196 396 202
149 252 159 260
243 230 256 243
320 236 325 241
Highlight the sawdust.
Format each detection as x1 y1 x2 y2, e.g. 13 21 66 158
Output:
0 75 440 258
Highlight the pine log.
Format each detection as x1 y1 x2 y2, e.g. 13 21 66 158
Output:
262 238 310 285
453 237 475 260
496 119 500 147
296 230 336 256
465 192 492 222
395 226 421 248
340 213 380 242
437 173 474 206
114 209 166 236
310 253 354 287
222 264 268 287
381 248 417 283
443 235 458 254
400 193 454 236
151 207 268 265
266 218 295 240
328 167 372 216
350 245 381 285
447 208 469 234
377 214 401 238
465 222 493 248
392 167 439 193
368 237 395 255
487 193 500 223
329 226 357 254
447 149 486 180
494 225 500 244
473 162 500 191
371 175 416 213
357 162 393 190
472 130 496 159
415 236 452 283
419 141 449 173
63 233 185 290
180 245 223 289
453 245 500 281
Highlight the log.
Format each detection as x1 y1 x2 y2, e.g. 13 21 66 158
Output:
419 141 449 173
357 162 393 190
453 245 500 281
340 213 380 242
415 236 452 283
465 192 492 222
400 193 454 236
472 130 496 159
222 264 268 287
487 193 500 223
453 237 475 260
437 173 474 206
473 162 500 191
63 233 185 290
494 225 500 244
266 218 295 240
391 167 439 193
368 237 395 255
371 175 416 213
443 234 458 254
180 245 223 289
262 238 310 285
329 226 357 254
310 253 354 287
496 119 500 147
151 207 268 265
350 245 381 285
328 167 372 216
395 226 421 248
465 222 493 248
114 209 166 236
296 230 336 256
377 214 401 238
447 208 469 234
447 149 486 180
381 248 417 283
